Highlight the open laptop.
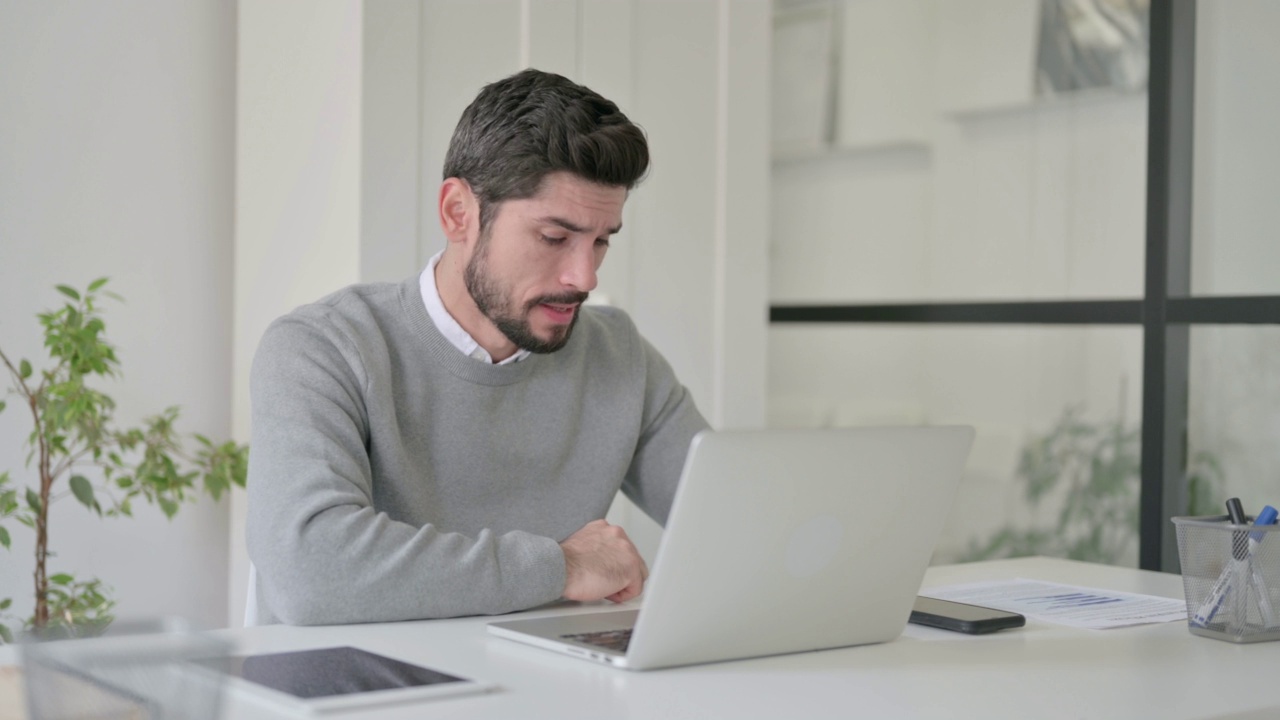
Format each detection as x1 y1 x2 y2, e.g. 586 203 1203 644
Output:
487 425 974 670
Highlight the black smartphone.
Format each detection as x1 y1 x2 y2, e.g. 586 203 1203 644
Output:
909 596 1026 634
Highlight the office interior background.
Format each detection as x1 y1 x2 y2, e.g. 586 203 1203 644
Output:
0 0 1276 632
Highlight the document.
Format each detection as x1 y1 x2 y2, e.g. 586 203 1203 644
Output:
921 579 1188 629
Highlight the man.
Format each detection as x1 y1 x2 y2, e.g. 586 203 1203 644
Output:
246 69 709 625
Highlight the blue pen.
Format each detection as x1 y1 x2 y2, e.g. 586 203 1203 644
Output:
1248 505 1277 627
1192 503 1277 628
1248 504 1277 544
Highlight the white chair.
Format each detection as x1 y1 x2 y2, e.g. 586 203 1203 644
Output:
244 563 260 627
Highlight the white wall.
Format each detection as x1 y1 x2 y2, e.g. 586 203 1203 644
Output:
0 2 235 628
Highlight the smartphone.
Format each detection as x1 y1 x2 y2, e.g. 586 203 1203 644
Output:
909 596 1026 634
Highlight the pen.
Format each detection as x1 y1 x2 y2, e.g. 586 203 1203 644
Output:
1191 499 1250 627
1226 497 1248 564
1224 498 1254 628
1248 504 1277 544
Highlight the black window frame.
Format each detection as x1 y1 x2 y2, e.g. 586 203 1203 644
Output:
769 0 1280 572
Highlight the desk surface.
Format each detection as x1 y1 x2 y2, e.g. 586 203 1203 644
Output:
5 557 1278 719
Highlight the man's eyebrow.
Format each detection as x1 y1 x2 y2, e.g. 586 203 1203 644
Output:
538 216 623 236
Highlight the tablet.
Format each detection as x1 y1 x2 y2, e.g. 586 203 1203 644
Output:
196 646 496 715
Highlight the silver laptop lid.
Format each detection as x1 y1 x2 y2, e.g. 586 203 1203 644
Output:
625 426 973 669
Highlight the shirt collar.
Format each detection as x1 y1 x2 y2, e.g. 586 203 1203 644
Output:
420 250 531 366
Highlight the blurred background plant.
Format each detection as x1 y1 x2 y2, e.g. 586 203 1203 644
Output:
0 279 247 642
960 405 1223 565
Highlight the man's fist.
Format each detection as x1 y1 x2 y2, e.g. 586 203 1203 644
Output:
559 519 649 603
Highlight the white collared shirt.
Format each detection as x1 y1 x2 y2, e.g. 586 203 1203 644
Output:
420 250 530 365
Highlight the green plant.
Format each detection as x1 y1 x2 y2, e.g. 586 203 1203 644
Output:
0 279 247 643
1186 450 1226 517
959 407 1225 566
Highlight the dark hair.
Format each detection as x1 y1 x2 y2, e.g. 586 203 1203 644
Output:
443 68 649 230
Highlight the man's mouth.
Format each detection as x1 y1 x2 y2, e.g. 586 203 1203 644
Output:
538 302 579 323
530 291 589 325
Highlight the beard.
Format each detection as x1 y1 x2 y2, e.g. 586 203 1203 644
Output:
463 238 588 355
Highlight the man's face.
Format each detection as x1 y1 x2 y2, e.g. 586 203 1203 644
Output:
463 172 626 354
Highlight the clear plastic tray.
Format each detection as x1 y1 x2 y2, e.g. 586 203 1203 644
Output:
20 617 228 719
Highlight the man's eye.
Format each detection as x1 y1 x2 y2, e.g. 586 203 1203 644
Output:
594 237 611 248
541 235 568 246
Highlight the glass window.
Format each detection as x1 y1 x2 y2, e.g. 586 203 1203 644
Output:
770 1 1149 304
768 325 1143 567
1187 326 1280 514
1191 2 1280 297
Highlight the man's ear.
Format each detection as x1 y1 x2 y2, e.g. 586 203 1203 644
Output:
439 178 479 246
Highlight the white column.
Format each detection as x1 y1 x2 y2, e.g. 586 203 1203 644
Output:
362 0 424 283
231 0 365 627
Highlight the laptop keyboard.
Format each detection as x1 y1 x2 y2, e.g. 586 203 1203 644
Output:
562 628 633 653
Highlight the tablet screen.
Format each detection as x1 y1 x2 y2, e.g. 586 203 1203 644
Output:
198 646 465 699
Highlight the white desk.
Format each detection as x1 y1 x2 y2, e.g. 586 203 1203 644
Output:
5 557 1278 719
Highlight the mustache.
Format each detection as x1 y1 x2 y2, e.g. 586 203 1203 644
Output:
528 291 590 308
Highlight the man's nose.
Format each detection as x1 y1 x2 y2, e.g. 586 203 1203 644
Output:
560 243 599 292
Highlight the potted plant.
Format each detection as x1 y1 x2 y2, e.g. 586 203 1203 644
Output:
0 279 247 642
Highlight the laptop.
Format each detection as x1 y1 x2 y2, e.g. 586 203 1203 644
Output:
488 426 974 670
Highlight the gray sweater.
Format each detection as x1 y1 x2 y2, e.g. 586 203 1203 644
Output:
246 275 708 625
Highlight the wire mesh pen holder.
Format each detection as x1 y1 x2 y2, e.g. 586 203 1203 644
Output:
1173 515 1280 643
20 617 228 720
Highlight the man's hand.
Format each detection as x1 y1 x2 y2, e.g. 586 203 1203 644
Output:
559 519 649 603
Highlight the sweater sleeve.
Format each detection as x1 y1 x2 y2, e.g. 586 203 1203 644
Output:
245 314 566 625
620 332 711 526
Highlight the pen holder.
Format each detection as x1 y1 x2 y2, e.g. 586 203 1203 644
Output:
1173 515 1280 643
20 617 228 719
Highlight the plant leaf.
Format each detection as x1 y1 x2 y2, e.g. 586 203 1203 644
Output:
19 360 32 379
25 488 42 514
0 527 9 550
50 573 74 585
0 400 6 413
0 624 12 645
70 475 96 510
56 285 81 301
0 598 10 611
88 277 109 292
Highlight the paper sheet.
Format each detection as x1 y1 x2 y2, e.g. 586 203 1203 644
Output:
921 579 1188 629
